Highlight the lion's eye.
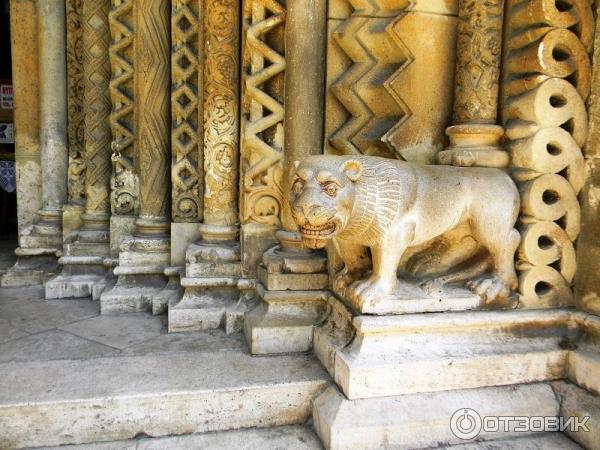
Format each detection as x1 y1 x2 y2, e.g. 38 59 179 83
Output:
324 183 338 197
292 180 304 194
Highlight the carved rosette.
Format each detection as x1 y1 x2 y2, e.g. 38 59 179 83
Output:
136 0 171 223
66 0 86 205
240 0 285 228
203 0 240 227
453 0 503 124
108 0 138 215
502 0 593 307
171 0 203 223
82 0 112 215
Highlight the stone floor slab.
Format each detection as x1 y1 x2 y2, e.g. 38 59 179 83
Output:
0 298 99 334
0 285 45 305
60 313 165 350
0 317 29 344
0 329 119 363
441 433 582 449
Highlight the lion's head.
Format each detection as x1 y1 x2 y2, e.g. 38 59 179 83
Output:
290 156 363 249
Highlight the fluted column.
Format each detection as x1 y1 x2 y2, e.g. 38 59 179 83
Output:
37 0 69 234
438 0 508 168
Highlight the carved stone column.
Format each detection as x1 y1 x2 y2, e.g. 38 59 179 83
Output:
244 0 330 354
4 0 69 286
438 0 508 168
169 0 242 332
154 0 205 316
1 0 44 287
101 0 172 313
46 0 113 299
62 0 86 245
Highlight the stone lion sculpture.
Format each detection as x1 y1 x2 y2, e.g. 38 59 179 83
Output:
289 155 521 308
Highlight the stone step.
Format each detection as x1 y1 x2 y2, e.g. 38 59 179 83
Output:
33 425 323 450
313 383 561 450
316 307 577 399
439 433 582 449
0 350 330 449
552 381 600 450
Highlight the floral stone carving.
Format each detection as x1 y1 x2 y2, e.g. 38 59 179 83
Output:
290 155 521 314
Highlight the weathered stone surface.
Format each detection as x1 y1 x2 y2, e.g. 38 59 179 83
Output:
552 381 600 450
313 384 559 450
440 434 582 449
0 351 329 448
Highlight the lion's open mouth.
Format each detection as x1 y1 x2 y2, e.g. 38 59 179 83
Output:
300 223 336 237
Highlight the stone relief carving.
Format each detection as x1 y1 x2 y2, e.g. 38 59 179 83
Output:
83 0 112 215
203 0 240 227
502 0 592 308
171 0 203 223
453 0 504 125
240 0 285 228
290 155 521 314
325 0 457 164
66 0 86 205
108 0 138 215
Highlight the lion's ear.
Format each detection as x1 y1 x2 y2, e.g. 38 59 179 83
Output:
341 159 363 182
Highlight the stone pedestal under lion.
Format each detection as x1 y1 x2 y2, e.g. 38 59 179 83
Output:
289 155 521 314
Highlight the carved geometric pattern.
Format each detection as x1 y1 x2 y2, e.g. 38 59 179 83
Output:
171 0 202 223
502 0 593 307
136 0 171 220
240 0 285 228
83 0 112 214
66 0 86 205
329 9 413 158
108 0 138 215
203 0 240 226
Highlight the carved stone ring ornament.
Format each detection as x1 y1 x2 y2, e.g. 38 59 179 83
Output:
290 155 521 313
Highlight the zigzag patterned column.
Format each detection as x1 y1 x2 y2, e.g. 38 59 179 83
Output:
244 0 330 354
101 0 172 314
502 0 593 308
46 0 113 299
239 0 286 277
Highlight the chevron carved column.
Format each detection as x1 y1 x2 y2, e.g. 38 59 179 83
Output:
438 0 508 168
101 0 172 314
244 0 331 355
46 0 114 299
325 1 458 164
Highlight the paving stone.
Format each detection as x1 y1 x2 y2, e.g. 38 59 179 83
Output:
0 285 45 304
441 433 582 449
123 328 245 356
0 298 99 334
0 316 29 344
0 329 120 363
60 313 166 350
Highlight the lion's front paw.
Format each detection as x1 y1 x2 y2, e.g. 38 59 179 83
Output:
466 276 511 303
333 269 355 294
347 276 395 308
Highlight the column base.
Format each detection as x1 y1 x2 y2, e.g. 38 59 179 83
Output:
244 238 330 355
244 284 329 355
100 234 170 314
152 266 183 316
0 251 58 287
438 124 508 168
168 225 243 332
45 257 107 299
